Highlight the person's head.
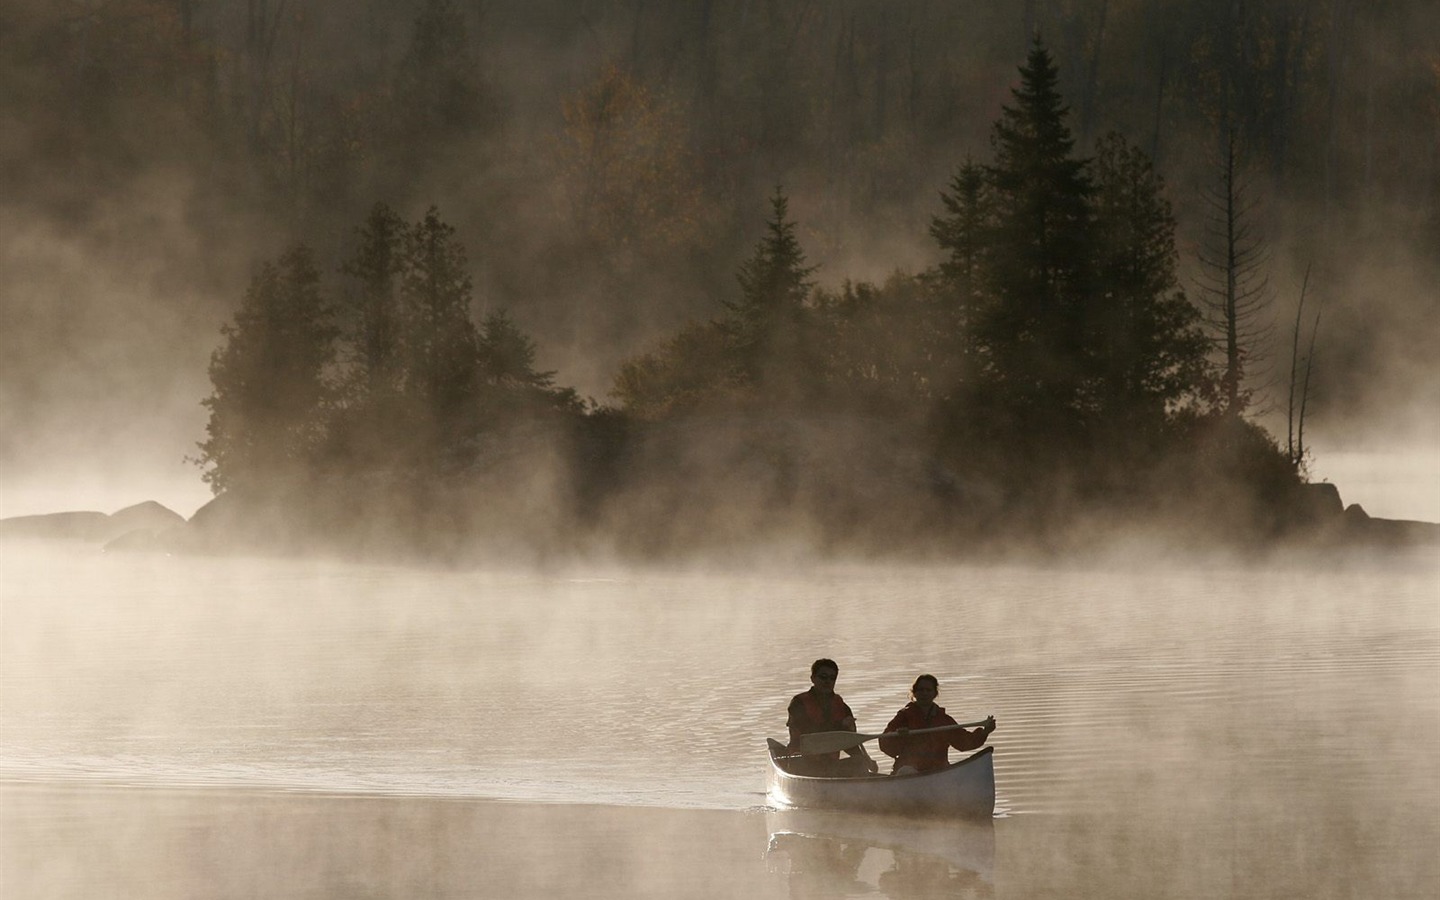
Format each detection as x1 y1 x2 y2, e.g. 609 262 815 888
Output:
810 658 839 693
910 674 939 705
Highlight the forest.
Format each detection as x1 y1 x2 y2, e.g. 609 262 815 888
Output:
4 1 1436 559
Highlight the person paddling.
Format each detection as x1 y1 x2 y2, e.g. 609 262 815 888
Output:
786 658 879 776
878 674 995 775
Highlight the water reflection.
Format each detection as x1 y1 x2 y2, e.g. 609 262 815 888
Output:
765 809 994 899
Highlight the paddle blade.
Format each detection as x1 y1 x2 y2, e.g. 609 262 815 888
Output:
796 730 874 755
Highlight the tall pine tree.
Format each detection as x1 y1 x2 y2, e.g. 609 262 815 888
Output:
928 157 993 401
980 42 1095 424
721 187 819 402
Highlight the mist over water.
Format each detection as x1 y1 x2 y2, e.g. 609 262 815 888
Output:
2 543 1436 897
4 3 1437 894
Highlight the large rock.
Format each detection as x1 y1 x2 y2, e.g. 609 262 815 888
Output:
1296 482 1344 519
0 511 112 541
110 501 186 534
1340 503 1440 546
0 502 186 546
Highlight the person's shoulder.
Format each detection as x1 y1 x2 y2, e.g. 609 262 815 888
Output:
787 690 809 706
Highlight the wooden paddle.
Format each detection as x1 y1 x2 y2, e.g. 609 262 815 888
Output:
796 720 992 756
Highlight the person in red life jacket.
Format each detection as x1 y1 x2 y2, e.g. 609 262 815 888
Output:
878 674 995 775
786 658 879 776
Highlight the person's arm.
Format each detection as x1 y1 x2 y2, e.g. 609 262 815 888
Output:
785 697 805 748
837 701 878 770
948 715 997 751
876 711 907 759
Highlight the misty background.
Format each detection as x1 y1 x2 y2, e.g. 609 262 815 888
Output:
2 0 1436 520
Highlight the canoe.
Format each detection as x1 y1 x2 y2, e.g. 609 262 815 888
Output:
765 738 995 818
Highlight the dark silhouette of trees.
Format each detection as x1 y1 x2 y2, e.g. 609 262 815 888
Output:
202 206 583 498
339 202 409 403
177 30 1338 554
611 188 821 417
1089 131 1208 426
1195 129 1274 418
910 43 1216 498
611 322 736 421
977 42 1097 431
477 310 585 418
813 274 934 413
398 206 482 457
927 159 991 402
197 244 337 493
328 202 410 465
720 187 821 401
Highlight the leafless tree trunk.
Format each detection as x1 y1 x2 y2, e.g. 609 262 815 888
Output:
1196 126 1273 418
1297 283 1323 468
1286 265 1310 463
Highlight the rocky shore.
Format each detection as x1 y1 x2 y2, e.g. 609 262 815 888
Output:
2 480 1435 562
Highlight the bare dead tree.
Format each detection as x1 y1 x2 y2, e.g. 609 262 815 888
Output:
1296 280 1323 471
1194 125 1274 418
1286 264 1310 464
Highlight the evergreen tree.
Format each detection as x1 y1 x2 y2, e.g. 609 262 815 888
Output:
477 309 584 415
721 187 819 398
339 202 409 403
325 202 411 466
931 159 992 304
980 41 1096 421
1089 132 1209 424
927 158 993 399
478 310 554 391
197 244 337 493
401 207 481 443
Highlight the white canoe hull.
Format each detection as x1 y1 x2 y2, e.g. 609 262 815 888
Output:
766 739 995 818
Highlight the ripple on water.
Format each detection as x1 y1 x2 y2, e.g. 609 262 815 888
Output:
1 548 1436 817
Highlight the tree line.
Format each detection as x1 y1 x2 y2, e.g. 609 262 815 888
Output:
198 205 582 495
10 0 1433 450
197 44 1303 556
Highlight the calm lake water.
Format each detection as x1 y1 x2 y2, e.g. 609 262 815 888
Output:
2 541 1437 898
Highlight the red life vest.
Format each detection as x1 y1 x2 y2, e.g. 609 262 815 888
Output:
878 703 983 773
787 690 855 759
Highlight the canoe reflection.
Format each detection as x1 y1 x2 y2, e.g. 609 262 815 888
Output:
765 808 994 899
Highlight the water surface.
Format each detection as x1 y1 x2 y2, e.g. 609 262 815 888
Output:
2 542 1436 897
